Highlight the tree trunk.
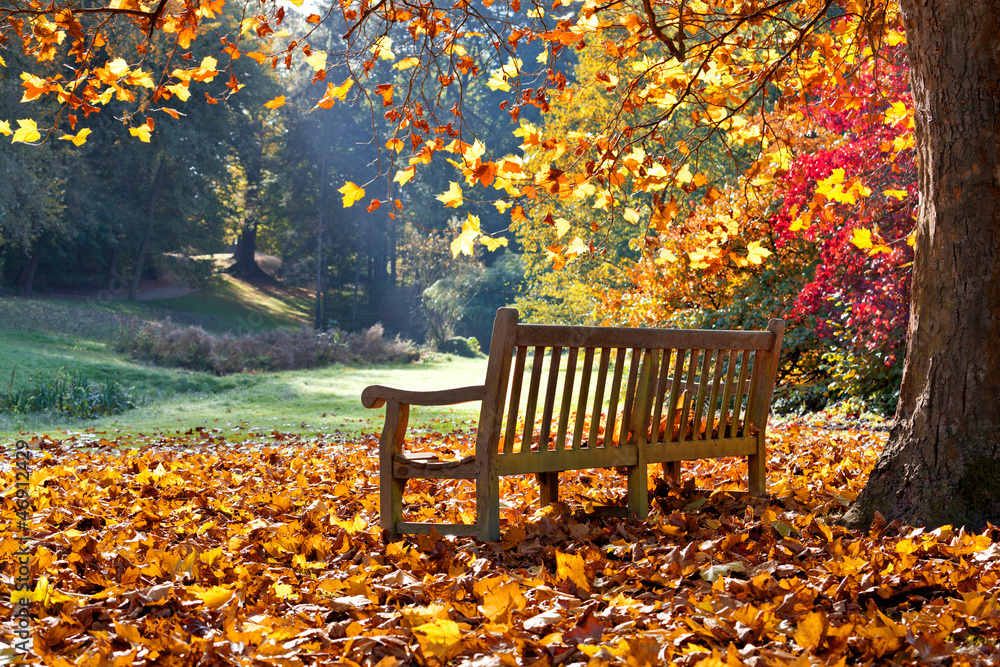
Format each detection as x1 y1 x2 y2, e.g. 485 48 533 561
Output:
226 126 275 285
17 250 40 297
843 0 1000 531
129 163 165 302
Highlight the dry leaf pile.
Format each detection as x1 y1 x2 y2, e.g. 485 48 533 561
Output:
2 425 999 666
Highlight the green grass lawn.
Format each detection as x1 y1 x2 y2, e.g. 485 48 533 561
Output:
0 326 486 442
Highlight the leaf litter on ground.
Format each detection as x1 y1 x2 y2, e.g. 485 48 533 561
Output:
2 425 999 666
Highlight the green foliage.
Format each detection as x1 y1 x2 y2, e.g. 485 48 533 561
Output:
438 336 483 358
1 370 138 418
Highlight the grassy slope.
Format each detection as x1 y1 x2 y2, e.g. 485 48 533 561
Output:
0 278 485 442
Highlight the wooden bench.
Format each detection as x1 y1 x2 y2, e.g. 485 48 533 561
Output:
362 307 784 541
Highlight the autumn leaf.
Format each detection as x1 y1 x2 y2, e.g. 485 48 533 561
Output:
436 181 464 208
59 128 91 146
264 95 286 109
12 118 40 143
450 214 480 257
556 551 590 591
412 618 463 661
338 181 366 207
745 240 772 265
0 120 11 136
480 235 509 251
129 118 154 143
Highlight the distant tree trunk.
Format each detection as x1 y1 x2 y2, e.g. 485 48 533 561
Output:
227 126 275 285
17 250 40 297
843 0 1000 531
129 164 165 302
315 151 327 330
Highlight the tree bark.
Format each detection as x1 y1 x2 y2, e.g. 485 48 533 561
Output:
226 126 275 285
129 163 165 302
17 250 40 297
843 0 1000 531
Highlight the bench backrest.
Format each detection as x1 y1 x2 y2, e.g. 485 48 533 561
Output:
475 308 784 470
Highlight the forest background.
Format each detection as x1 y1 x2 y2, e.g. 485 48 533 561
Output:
0 1 914 420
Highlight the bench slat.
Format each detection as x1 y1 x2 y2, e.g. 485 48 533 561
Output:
522 346 544 453
718 349 738 438
589 348 612 448
517 324 776 351
502 346 527 454
649 349 672 446
678 349 700 441
556 347 578 450
539 346 562 450
665 350 687 443
498 443 638 475
705 350 727 438
605 348 627 447
619 349 643 447
646 436 758 462
572 347 595 450
732 349 751 437
692 349 714 441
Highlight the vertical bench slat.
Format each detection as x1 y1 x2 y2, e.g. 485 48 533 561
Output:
555 348 579 450
502 346 527 454
649 349 673 446
691 349 714 440
678 349 702 441
704 350 727 438
731 349 751 437
618 348 643 447
572 347 595 450
717 349 738 438
665 349 687 443
538 347 562 451
744 349 765 436
589 348 612 447
521 346 545 453
605 348 627 447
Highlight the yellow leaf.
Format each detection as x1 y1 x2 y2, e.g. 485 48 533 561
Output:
304 50 327 72
478 578 524 621
883 189 908 200
394 57 421 71
412 618 463 661
129 121 153 143
554 217 571 239
623 208 641 225
191 585 234 610
480 236 509 251
338 181 366 207
273 582 295 599
793 610 827 650
566 237 588 256
0 120 11 136
114 621 143 644
746 240 772 265
556 551 590 591
12 119 41 143
850 228 873 250
60 128 91 146
107 57 130 78
264 95 286 109
451 214 480 257
166 83 191 101
393 166 415 186
436 181 464 208
316 78 354 109
285 0 304 6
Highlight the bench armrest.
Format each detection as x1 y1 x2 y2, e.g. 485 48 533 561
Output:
361 384 486 409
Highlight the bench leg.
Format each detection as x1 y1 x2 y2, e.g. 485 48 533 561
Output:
662 461 681 483
379 401 409 540
627 465 648 519
748 453 766 496
537 472 559 507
